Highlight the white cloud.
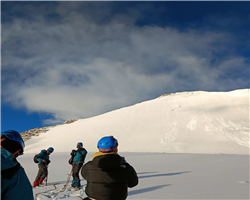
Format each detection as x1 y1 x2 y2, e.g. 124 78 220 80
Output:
1 2 248 124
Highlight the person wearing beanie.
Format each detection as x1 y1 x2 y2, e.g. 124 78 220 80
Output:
33 147 54 187
1 130 34 200
69 142 87 190
81 136 138 200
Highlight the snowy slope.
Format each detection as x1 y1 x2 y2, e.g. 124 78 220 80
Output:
24 89 249 154
19 152 250 200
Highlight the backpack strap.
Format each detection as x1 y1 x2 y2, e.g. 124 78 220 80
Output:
36 150 47 158
1 163 21 180
73 148 87 165
79 148 87 155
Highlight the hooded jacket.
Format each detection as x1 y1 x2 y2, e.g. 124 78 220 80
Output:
72 147 87 165
1 148 34 200
81 152 138 200
36 149 50 166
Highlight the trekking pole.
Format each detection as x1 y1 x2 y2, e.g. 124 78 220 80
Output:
45 165 48 186
45 173 48 186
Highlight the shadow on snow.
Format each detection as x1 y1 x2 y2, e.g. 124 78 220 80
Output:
137 171 159 175
127 171 191 196
128 184 171 196
138 171 191 179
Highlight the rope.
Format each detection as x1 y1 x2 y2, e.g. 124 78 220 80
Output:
35 185 57 197
66 195 84 199
53 168 73 197
35 168 73 198
76 195 84 199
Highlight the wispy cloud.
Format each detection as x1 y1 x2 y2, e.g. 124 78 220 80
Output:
1 2 249 124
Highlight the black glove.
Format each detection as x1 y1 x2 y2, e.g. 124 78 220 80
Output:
68 157 73 165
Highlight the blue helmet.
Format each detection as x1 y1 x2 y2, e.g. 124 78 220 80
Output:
77 142 83 148
1 130 25 156
47 147 54 153
97 136 118 153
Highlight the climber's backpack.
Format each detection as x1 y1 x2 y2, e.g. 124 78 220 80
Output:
33 155 39 163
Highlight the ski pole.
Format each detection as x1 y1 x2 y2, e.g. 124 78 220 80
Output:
45 173 48 186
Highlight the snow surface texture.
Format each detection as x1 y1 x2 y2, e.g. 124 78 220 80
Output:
24 89 250 154
19 152 249 200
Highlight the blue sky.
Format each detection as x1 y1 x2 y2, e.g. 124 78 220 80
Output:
1 1 249 133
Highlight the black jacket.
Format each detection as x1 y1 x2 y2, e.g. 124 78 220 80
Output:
81 152 138 200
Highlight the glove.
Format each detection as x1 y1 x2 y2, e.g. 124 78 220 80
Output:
68 158 73 165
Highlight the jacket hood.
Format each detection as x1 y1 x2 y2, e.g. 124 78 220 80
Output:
92 152 123 169
77 147 86 152
41 149 47 154
92 151 117 159
1 148 19 171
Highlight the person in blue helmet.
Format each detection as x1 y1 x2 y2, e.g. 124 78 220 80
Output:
69 142 87 189
33 147 54 187
1 130 34 200
81 136 138 200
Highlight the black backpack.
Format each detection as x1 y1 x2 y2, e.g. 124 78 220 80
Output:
68 150 76 165
34 150 47 164
33 155 39 163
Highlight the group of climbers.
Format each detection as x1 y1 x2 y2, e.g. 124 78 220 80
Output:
1 130 138 200
32 142 87 190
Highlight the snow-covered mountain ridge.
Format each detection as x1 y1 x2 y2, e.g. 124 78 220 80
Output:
24 89 249 154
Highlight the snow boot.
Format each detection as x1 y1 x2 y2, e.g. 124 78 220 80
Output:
33 180 39 187
71 179 81 187
38 177 45 185
71 186 81 191
71 179 81 190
